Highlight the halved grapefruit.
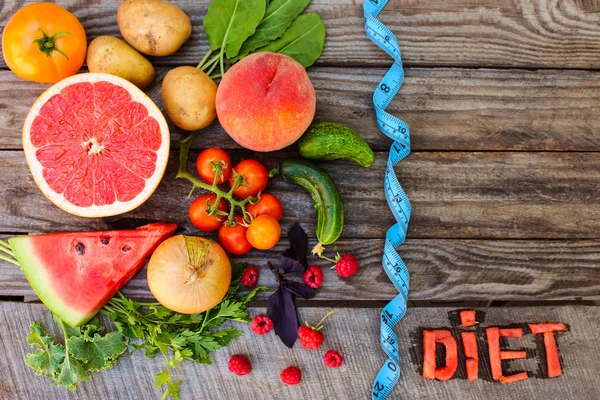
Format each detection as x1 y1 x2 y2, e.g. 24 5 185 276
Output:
23 73 170 217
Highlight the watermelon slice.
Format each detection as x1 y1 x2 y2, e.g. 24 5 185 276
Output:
9 222 177 327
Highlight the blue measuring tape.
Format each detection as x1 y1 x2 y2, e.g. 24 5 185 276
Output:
363 1 412 398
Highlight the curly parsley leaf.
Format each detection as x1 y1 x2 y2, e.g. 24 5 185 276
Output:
24 317 128 390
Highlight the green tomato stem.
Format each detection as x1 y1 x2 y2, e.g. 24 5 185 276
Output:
33 29 70 59
177 131 253 226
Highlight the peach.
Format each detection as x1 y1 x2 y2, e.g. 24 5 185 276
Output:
216 52 316 152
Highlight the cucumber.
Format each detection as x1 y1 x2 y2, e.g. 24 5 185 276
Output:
280 158 344 245
298 122 374 167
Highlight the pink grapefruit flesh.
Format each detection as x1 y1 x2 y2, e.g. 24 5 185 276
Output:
23 73 170 217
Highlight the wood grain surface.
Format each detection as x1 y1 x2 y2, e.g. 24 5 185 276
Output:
3 237 600 301
2 0 600 69
1 151 599 239
1 303 598 399
2 66 600 152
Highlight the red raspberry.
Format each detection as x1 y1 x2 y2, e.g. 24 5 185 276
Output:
280 366 301 385
323 350 344 368
303 265 323 289
228 354 252 376
334 253 359 278
240 265 259 287
298 325 324 349
250 314 274 335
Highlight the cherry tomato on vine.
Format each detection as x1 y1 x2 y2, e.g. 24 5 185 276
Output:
247 193 283 221
230 159 268 198
218 215 252 255
246 214 281 250
2 3 87 83
196 148 232 185
189 194 227 232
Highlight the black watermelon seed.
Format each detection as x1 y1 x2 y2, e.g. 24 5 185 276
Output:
101 237 110 245
75 242 85 255
122 245 131 252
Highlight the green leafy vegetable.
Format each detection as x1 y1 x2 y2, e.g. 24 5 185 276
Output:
203 0 266 75
233 0 311 62
25 316 128 390
254 13 326 68
102 261 266 399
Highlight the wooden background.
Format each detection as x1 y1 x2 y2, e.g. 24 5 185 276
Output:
1 0 600 398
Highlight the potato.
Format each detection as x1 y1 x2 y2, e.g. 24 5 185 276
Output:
117 0 191 57
162 66 218 131
86 36 155 89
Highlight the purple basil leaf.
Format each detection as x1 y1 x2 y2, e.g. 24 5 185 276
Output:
287 222 308 268
267 261 284 278
281 255 304 274
267 283 299 348
284 280 316 299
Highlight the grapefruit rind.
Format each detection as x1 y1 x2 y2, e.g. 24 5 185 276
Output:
22 73 170 218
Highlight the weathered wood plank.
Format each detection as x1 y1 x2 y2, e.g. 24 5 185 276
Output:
0 303 598 399
2 237 600 301
2 0 600 69
1 151 599 239
2 67 600 152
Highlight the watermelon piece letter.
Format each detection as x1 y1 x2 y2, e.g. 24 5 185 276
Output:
9 222 177 327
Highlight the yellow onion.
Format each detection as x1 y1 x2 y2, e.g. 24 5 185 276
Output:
147 235 231 314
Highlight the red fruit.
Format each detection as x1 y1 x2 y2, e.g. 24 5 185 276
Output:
250 314 274 335
298 325 324 350
303 265 323 289
334 253 359 278
240 265 259 287
228 354 252 376
324 350 344 368
280 366 302 385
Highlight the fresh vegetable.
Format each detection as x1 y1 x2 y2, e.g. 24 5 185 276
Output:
25 316 127 390
298 122 374 167
219 215 252 255
2 3 87 83
267 223 316 348
461 331 478 382
246 215 281 250
178 132 260 227
189 194 228 232
196 148 232 185
216 53 316 152
23 73 170 218
147 235 232 314
279 158 344 245
528 323 566 378
117 0 191 57
459 309 478 327
86 36 155 89
247 193 283 221
233 0 311 62
249 13 326 68
103 267 266 399
5 223 176 327
499 372 529 384
202 0 267 77
230 159 269 198
162 66 218 130
198 0 325 77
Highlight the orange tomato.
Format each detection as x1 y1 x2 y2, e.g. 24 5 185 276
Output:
246 214 281 250
2 3 87 83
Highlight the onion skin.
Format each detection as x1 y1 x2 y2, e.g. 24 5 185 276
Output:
147 235 231 314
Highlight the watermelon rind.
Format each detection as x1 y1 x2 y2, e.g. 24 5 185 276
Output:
9 235 92 327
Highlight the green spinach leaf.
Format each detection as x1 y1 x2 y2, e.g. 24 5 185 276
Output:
253 13 326 68
203 0 267 59
233 0 311 62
